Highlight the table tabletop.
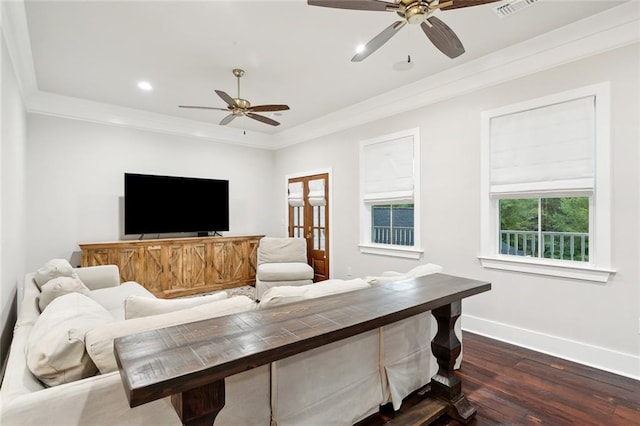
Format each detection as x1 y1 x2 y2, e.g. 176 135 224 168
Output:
115 273 491 408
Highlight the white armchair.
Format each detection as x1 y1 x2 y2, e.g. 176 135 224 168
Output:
255 237 314 300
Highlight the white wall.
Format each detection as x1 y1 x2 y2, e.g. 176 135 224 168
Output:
274 44 640 378
26 115 278 270
1 28 27 365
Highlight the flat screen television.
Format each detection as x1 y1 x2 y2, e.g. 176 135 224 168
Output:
124 173 229 236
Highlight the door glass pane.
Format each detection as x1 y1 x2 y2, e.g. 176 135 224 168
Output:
320 229 325 251
320 206 325 227
313 229 319 250
499 198 538 257
314 206 319 227
541 197 589 262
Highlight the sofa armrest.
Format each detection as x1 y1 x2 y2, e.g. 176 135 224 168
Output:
74 265 120 290
0 372 180 426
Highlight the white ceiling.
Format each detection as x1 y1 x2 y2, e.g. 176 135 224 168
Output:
16 1 630 135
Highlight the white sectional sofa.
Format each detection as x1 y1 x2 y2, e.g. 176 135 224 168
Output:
0 261 269 425
1 260 457 425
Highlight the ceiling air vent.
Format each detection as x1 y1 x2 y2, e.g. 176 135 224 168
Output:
494 0 541 18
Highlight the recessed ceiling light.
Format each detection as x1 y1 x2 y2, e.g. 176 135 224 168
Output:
137 81 153 91
355 44 366 54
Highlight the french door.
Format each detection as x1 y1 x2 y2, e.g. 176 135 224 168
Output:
288 173 329 282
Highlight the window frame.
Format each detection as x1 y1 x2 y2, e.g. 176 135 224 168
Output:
479 82 614 283
359 128 422 259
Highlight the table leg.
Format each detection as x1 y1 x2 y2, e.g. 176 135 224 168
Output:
430 300 476 423
171 380 225 426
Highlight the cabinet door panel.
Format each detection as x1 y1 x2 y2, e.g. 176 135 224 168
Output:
83 249 110 267
167 245 185 292
142 245 164 295
117 247 139 283
246 238 259 279
185 243 207 289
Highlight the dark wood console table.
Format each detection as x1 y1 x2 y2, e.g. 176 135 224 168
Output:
115 273 491 425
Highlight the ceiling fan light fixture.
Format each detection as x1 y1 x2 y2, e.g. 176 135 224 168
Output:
355 44 366 54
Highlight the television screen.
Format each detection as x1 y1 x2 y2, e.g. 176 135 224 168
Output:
124 173 229 235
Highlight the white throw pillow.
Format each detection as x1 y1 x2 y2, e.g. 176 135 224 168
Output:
38 276 90 312
124 291 229 319
304 278 369 298
364 274 410 285
86 295 256 373
259 278 370 309
366 263 443 285
27 293 115 386
258 286 306 308
405 263 443 278
34 259 77 289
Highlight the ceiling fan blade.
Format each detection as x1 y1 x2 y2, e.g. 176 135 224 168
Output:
351 20 407 62
247 112 280 126
219 114 236 126
178 105 229 111
307 0 397 12
248 104 290 112
440 0 501 11
421 16 465 59
215 90 237 108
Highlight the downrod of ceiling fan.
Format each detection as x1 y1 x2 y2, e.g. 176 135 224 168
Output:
233 68 244 99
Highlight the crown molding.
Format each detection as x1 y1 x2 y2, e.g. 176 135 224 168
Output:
1 0 37 97
3 1 639 151
273 1 640 148
27 91 276 149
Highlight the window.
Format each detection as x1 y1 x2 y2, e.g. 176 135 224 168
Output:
372 204 415 246
359 128 422 259
480 83 613 282
499 197 589 262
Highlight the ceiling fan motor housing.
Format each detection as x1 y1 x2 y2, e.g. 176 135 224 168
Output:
401 1 429 24
234 98 251 110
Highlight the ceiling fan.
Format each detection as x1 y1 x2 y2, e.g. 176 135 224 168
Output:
308 0 501 61
179 69 290 126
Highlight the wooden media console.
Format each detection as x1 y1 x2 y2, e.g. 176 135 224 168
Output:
114 273 491 425
80 235 263 298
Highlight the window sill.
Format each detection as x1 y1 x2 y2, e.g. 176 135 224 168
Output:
478 255 615 283
359 243 423 260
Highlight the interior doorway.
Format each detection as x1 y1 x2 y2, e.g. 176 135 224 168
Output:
287 173 330 282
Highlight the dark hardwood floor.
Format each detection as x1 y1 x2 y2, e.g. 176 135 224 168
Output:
360 331 640 426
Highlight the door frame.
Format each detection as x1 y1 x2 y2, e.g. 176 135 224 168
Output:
284 168 333 280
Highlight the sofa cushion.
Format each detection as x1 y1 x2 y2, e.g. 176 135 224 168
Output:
258 237 308 265
88 282 155 320
86 295 257 373
259 278 370 309
33 259 77 289
124 291 228 319
27 293 115 387
257 262 314 281
38 276 90 312
366 263 443 285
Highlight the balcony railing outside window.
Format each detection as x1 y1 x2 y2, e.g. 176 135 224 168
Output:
372 226 414 246
500 230 589 262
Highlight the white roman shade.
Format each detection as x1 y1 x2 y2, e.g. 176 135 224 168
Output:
490 96 595 197
362 135 414 202
288 182 304 207
308 179 325 206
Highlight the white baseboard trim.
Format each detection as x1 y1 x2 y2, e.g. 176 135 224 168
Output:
462 314 640 381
